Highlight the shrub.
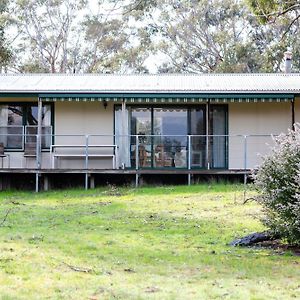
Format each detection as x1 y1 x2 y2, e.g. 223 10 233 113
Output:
253 123 300 245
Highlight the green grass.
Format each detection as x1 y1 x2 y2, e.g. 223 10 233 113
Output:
0 184 299 299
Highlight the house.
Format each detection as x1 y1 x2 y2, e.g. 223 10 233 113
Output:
0 73 299 190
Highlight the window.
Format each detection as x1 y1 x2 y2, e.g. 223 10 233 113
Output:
0 103 52 150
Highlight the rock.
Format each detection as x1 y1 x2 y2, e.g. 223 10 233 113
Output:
230 231 279 247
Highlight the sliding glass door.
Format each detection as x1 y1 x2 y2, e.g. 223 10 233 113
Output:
210 105 228 169
115 104 228 169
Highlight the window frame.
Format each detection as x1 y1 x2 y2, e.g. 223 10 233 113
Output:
0 102 54 151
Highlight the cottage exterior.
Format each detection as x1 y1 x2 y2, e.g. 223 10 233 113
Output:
0 73 299 190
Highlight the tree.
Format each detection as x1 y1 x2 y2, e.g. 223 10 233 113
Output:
11 0 87 73
246 0 300 24
140 0 268 73
8 0 151 73
0 0 12 70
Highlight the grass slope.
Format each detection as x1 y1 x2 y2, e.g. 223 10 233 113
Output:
0 185 299 299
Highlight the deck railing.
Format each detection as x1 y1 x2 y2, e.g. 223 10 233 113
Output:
0 130 277 172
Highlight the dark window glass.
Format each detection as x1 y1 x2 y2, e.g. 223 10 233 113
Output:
0 105 23 149
0 104 52 149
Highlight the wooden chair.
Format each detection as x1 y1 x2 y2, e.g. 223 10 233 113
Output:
0 142 9 168
23 142 37 168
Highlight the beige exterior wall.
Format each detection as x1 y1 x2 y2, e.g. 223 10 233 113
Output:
53 101 115 169
228 102 292 169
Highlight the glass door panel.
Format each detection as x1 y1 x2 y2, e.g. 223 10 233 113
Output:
153 108 188 168
210 105 227 168
190 107 206 168
130 108 152 168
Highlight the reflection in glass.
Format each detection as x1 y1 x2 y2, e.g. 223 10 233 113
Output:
153 108 188 168
131 108 152 168
210 105 227 168
0 104 52 149
191 108 206 168
0 105 23 149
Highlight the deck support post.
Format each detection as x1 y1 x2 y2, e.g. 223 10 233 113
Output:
43 175 49 191
135 173 139 188
0 175 3 191
35 173 39 192
85 173 88 190
90 175 95 189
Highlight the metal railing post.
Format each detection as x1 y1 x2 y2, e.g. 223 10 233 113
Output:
206 134 210 170
85 135 89 190
188 135 191 186
135 135 139 187
243 135 248 185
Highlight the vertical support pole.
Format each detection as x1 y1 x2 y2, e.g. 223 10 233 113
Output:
135 135 139 188
206 100 210 170
135 135 139 171
243 135 248 202
121 99 126 168
243 135 247 183
135 173 139 188
36 97 43 192
37 97 43 169
291 98 295 130
43 175 49 191
90 176 95 189
188 135 191 186
85 135 89 190
35 173 39 193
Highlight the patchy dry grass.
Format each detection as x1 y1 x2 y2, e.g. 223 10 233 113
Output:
0 184 299 299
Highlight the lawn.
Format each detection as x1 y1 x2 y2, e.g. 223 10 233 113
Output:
0 184 299 300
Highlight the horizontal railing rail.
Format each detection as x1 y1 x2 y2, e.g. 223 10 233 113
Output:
0 133 278 179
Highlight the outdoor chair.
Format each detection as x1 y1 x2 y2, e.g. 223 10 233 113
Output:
23 142 37 168
0 142 10 168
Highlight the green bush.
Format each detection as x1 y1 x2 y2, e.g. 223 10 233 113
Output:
254 123 300 245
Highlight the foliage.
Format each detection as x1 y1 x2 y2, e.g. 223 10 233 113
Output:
0 0 11 69
0 185 299 299
3 0 300 73
246 0 300 23
254 123 300 245
135 0 299 73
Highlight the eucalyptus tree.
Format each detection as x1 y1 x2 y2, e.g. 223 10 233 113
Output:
246 0 300 24
0 0 12 70
11 0 90 73
137 0 264 73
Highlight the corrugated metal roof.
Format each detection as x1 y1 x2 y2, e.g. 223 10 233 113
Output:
0 73 300 94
